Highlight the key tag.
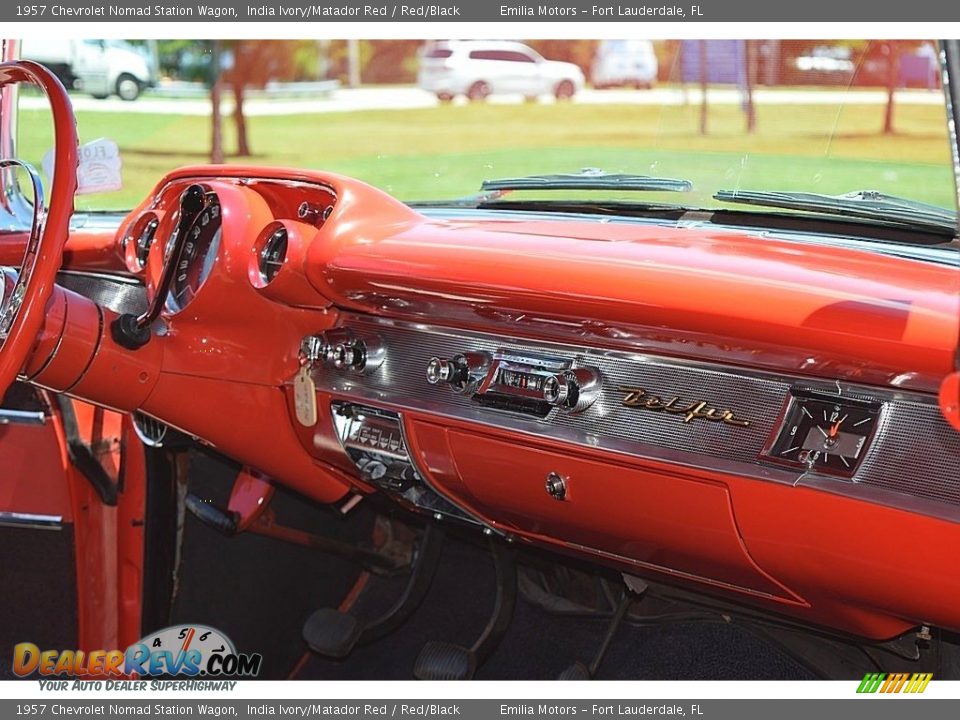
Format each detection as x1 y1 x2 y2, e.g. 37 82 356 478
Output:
293 364 318 427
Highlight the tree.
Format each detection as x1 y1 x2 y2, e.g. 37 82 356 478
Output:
210 41 224 164
220 41 301 157
744 40 757 134
860 40 924 136
881 41 900 135
699 40 709 136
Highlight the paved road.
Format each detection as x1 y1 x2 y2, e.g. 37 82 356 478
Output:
20 86 945 116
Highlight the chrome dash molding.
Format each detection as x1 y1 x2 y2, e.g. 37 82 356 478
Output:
312 313 960 524
0 409 46 425
0 512 62 530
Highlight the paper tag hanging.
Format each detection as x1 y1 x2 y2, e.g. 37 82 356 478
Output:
43 137 122 195
293 365 318 427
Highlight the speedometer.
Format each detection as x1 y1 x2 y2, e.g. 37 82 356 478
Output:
764 390 882 478
166 198 222 313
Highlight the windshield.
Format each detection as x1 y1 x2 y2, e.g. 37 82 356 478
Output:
9 38 960 225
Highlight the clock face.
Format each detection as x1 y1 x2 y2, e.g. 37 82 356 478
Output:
765 390 882 478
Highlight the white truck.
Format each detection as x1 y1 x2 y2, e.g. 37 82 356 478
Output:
20 39 156 101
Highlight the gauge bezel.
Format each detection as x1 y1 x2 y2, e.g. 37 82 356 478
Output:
164 195 222 314
250 221 289 288
760 388 884 479
123 211 161 273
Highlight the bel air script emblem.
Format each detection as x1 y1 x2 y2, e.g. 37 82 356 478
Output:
619 386 751 427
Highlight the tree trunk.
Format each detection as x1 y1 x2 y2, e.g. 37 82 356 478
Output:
883 43 899 135
234 84 250 157
210 41 224 163
744 40 756 134
699 40 709 136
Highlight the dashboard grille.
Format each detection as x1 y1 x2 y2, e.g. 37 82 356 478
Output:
315 315 960 518
858 400 960 507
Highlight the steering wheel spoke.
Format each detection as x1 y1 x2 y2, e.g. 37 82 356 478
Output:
0 61 78 395
0 159 45 341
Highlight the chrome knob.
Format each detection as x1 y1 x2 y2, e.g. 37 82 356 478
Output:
425 352 490 394
542 367 602 413
545 472 566 501
312 331 385 375
426 357 456 385
543 374 570 407
334 342 373 371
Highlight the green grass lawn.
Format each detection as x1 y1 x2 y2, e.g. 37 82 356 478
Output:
18 99 957 212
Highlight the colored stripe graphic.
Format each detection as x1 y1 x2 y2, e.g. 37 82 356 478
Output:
857 673 886 693
857 672 932 694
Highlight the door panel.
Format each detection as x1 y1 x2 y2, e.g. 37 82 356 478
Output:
0 384 71 524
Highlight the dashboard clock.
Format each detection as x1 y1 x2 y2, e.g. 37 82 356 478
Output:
764 390 882 478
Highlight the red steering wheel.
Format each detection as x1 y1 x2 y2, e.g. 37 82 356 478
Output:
0 61 78 398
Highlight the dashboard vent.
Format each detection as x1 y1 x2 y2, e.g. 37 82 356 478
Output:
133 412 168 448
258 226 288 284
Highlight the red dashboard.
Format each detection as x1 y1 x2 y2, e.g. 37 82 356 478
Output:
7 165 960 643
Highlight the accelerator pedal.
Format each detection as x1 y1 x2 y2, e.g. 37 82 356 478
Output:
304 523 445 658
556 591 632 680
414 537 517 680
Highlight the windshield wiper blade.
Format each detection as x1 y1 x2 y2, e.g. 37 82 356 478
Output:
482 168 693 194
714 189 958 234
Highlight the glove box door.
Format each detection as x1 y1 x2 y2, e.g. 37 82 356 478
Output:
408 420 799 603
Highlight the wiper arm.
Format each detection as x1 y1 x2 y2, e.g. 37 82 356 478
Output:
482 168 693 194
714 189 958 235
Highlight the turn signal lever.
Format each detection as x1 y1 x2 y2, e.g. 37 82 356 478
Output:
111 184 208 350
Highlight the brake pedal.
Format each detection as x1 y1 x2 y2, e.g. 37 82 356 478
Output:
304 523 445 658
414 536 517 680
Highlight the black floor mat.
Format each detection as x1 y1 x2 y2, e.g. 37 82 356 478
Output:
168 450 374 679
0 526 78 680
296 531 816 680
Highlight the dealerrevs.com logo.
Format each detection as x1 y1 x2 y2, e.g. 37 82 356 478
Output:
13 625 262 679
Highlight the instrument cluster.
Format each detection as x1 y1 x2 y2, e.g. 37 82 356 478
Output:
120 176 339 316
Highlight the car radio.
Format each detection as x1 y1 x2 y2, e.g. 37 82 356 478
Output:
427 350 602 418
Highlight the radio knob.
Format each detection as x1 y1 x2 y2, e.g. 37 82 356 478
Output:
543 367 602 413
426 357 457 385
543 374 571 407
425 352 490 394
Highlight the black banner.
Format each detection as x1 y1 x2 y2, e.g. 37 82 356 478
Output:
3 0 960 22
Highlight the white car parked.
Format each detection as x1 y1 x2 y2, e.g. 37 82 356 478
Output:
591 39 659 89
418 41 585 102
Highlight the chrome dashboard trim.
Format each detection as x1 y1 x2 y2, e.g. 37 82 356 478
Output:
0 408 45 425
312 314 960 525
0 512 62 530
